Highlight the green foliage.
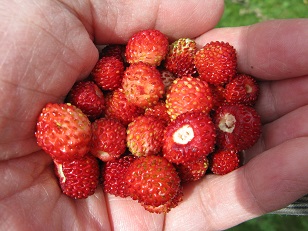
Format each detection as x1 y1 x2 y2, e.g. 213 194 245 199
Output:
229 214 308 231
217 0 308 27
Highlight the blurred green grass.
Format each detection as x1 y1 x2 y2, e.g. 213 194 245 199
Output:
217 0 307 28
217 1 308 230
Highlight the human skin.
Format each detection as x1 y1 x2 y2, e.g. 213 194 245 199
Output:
0 0 307 230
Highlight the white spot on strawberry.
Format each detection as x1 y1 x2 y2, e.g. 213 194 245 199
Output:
172 124 194 144
218 113 236 133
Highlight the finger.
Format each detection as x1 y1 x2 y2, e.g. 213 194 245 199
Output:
165 137 308 230
64 0 224 43
106 194 164 231
195 19 308 80
255 75 308 123
244 104 308 162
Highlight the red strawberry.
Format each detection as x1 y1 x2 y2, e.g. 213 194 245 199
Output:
141 185 183 214
127 115 166 157
122 62 165 108
194 41 237 85
165 76 213 120
208 84 226 110
176 157 209 183
165 38 197 78
224 73 259 106
66 80 105 120
91 56 124 91
91 118 127 162
210 149 240 175
125 155 181 207
104 88 144 126
125 29 169 66
213 104 261 151
163 111 216 164
35 103 91 160
102 154 137 198
100 44 125 62
54 154 99 199
144 100 171 126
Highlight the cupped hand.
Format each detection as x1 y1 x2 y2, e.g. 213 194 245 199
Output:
1 0 307 230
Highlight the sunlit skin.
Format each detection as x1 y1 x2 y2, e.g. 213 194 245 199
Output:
0 1 307 230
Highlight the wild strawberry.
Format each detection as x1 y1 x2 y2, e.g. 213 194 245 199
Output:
102 154 137 198
144 100 171 126
100 44 125 62
163 111 216 164
176 157 209 183
91 118 127 162
165 76 213 120
35 103 91 160
122 62 165 108
125 29 169 66
54 154 99 199
127 115 166 157
194 41 237 85
165 38 197 78
125 155 181 207
210 149 240 175
104 88 144 126
208 84 226 110
91 56 124 91
141 185 183 214
66 80 105 121
224 73 259 106
213 104 261 151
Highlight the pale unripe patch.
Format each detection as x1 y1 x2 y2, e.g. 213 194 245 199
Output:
172 124 194 144
218 113 236 133
97 151 111 159
56 163 66 183
245 84 253 93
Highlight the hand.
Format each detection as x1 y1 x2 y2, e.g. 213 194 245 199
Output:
1 0 307 230
0 0 223 230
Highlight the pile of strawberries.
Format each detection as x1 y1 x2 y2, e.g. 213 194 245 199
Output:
35 29 261 214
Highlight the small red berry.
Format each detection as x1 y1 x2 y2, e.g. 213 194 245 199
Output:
127 115 166 157
125 155 181 207
224 73 259 106
66 80 105 120
176 157 209 183
165 38 197 78
102 154 137 198
104 88 144 126
144 101 171 126
210 149 240 175
35 103 91 160
166 76 213 120
194 41 237 85
91 118 127 162
125 29 169 66
91 56 124 91
122 62 165 108
213 104 261 151
163 111 216 164
54 154 99 199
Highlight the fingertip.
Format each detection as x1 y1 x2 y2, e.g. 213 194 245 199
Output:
195 19 308 80
89 0 225 44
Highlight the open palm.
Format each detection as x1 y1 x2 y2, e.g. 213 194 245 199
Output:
0 1 307 230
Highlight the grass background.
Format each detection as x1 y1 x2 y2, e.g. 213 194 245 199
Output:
216 0 308 230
